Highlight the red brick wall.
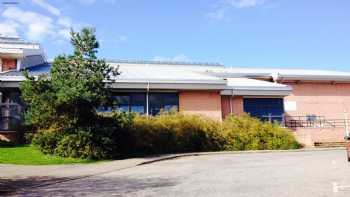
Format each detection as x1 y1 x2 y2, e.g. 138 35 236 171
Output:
283 82 350 145
221 96 244 119
179 90 222 121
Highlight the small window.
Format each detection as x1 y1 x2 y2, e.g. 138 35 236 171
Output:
2 59 17 71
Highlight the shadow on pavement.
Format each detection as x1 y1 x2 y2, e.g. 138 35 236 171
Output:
1 176 178 196
0 176 68 195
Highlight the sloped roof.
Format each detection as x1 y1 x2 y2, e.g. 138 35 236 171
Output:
208 67 350 81
110 62 225 84
221 78 292 96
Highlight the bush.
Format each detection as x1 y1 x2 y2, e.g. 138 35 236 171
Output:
31 112 300 160
125 112 226 155
31 128 65 154
31 113 135 160
223 114 301 150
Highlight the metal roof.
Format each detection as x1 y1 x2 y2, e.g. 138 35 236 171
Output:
2 60 350 91
208 67 350 82
221 78 292 96
110 62 225 83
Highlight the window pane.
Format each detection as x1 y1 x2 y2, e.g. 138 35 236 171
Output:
149 93 178 115
114 95 129 105
117 105 129 112
149 94 162 115
130 93 146 114
243 98 284 122
131 105 145 113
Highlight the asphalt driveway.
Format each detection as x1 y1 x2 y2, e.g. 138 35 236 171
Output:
5 149 350 196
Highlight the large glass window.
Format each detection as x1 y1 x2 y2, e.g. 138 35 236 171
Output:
100 93 146 114
149 93 179 115
99 92 179 115
243 98 284 122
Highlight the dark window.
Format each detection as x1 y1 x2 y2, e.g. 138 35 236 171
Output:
149 93 178 115
98 92 178 115
243 98 284 122
130 93 146 113
100 93 146 114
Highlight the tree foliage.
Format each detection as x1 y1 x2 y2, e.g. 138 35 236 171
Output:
20 28 119 129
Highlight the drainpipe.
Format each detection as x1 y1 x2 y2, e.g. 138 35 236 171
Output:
230 89 234 114
146 81 150 115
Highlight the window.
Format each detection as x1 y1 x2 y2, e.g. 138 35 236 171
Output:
111 93 146 114
98 92 179 115
1 58 17 71
243 98 284 122
149 93 178 115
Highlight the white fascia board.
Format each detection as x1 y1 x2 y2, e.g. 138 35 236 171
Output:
228 86 292 91
109 81 227 90
221 89 292 96
0 43 40 50
0 76 26 81
279 75 350 82
0 48 24 58
112 79 227 84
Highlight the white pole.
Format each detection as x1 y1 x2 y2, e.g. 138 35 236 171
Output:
344 111 349 139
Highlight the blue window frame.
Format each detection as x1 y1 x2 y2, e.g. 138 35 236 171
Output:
243 98 284 122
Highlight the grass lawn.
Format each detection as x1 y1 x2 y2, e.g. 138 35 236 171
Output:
0 145 92 165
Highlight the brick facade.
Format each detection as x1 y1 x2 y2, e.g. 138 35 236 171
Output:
179 90 222 121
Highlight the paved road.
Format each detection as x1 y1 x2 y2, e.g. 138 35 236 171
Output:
11 150 350 196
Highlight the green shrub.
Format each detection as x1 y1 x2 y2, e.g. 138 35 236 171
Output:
31 112 301 160
223 114 301 150
126 112 226 155
55 129 109 160
31 128 65 154
31 113 135 160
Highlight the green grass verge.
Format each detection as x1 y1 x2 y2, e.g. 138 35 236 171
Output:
0 145 93 165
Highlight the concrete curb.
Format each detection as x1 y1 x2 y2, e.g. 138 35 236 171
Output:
138 147 346 165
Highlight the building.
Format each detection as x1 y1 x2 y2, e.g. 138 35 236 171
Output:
1 37 350 146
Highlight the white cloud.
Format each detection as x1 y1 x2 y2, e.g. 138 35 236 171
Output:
2 7 55 40
153 54 190 62
0 20 19 37
31 0 61 16
58 16 73 28
207 0 267 20
0 6 76 42
76 0 96 6
227 0 263 8
75 0 117 6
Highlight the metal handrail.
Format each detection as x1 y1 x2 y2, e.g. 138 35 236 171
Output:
283 116 347 128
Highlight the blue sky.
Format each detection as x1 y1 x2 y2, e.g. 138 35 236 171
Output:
0 0 350 71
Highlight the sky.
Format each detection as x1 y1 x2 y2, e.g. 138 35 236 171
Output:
0 0 350 71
